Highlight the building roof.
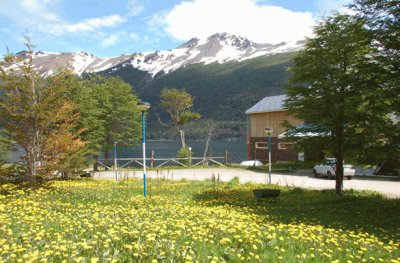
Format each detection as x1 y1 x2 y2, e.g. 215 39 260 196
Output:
245 94 287 114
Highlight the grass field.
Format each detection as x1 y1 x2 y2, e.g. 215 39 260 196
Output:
0 178 399 262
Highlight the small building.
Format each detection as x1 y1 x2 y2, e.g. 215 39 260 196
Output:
245 95 303 163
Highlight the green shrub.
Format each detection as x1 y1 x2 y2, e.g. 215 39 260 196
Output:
177 147 192 165
228 176 240 186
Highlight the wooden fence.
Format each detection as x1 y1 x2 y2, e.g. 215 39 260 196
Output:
95 153 228 170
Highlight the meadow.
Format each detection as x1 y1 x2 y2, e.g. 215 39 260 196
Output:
0 178 399 262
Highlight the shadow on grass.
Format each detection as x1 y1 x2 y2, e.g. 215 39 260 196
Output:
193 185 400 241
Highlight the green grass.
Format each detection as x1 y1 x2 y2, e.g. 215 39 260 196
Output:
0 179 399 262
240 161 315 173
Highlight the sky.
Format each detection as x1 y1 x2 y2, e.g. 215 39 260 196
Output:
0 0 352 57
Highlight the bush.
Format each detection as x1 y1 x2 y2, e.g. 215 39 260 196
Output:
0 163 27 183
177 147 192 165
228 176 240 186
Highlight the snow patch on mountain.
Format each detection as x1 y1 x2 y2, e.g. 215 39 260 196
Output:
93 62 113 72
71 52 97 75
16 33 303 77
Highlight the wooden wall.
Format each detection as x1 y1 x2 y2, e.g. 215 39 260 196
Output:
247 110 303 162
249 111 303 138
248 137 299 163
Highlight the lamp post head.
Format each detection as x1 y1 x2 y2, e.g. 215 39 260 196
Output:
137 101 150 112
264 127 273 135
113 141 118 146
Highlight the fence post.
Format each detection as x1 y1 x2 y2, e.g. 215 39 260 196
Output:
151 150 154 168
254 146 257 167
188 147 192 167
225 149 228 165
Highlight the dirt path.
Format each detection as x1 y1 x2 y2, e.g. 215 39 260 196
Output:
93 168 400 198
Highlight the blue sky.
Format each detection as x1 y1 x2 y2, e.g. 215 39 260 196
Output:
0 0 351 57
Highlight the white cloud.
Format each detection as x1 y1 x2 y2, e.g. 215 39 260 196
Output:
129 33 140 41
127 0 145 16
46 15 126 35
315 0 353 15
20 0 60 21
0 0 60 24
164 0 315 44
148 11 168 28
101 34 120 47
146 10 170 39
100 31 145 48
0 1 126 37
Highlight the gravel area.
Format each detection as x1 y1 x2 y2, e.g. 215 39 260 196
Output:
93 168 400 198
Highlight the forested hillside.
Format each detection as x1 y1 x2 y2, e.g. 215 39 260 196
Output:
102 52 294 139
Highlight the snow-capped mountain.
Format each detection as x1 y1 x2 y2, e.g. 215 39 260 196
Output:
26 33 304 77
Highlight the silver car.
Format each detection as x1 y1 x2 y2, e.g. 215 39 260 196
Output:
313 159 355 179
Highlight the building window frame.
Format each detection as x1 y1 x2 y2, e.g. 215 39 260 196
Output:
278 142 294 150
255 142 268 149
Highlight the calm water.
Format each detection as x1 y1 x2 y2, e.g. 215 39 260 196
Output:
116 139 248 164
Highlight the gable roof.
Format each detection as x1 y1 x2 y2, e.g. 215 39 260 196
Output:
245 94 287 114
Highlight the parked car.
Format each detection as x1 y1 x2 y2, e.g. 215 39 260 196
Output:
240 160 263 166
313 159 355 179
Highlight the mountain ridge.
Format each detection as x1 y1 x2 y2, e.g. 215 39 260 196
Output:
15 32 303 77
8 33 300 139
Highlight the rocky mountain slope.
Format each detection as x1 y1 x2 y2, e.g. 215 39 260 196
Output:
24 32 303 77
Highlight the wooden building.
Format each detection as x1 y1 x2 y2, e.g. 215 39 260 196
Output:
245 95 303 163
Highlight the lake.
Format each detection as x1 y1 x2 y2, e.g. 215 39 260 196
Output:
115 139 248 164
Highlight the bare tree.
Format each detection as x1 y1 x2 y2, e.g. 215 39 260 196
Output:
159 88 201 149
203 121 216 162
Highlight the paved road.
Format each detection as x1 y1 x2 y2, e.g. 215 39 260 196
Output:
93 168 400 198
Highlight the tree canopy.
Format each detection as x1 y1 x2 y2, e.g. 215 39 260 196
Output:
159 88 201 149
0 39 86 181
0 39 143 179
284 13 397 194
351 0 400 165
66 74 142 167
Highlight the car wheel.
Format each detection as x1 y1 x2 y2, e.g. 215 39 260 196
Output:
327 171 333 179
313 169 318 177
347 176 352 180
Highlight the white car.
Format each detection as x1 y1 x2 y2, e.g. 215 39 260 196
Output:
313 160 355 179
240 160 263 166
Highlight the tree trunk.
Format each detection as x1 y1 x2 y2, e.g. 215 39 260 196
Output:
373 160 386 175
335 154 344 195
27 42 44 184
27 132 41 184
61 172 69 180
27 146 36 185
104 150 110 170
203 122 215 162
203 134 211 161
27 97 41 184
179 129 186 149
333 123 345 195
93 155 99 171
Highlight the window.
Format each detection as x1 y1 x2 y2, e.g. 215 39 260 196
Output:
255 142 268 149
278 142 294 150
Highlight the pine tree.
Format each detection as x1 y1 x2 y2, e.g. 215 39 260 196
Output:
64 75 106 167
0 38 86 182
74 75 142 165
0 130 11 168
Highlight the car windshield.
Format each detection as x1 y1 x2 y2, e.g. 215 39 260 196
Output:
325 158 336 164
